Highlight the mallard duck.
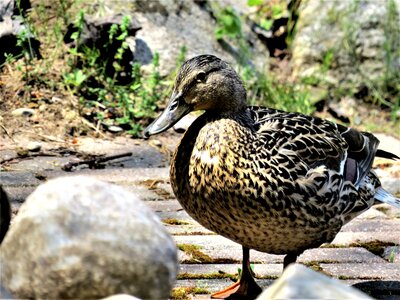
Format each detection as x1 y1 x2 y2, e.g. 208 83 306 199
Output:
143 55 400 299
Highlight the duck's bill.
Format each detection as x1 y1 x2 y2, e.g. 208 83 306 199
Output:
143 92 192 138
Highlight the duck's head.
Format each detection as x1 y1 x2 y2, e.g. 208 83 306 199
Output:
143 54 246 137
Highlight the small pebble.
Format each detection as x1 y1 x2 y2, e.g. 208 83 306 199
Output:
51 96 62 103
11 108 35 117
27 142 42 152
150 139 162 148
107 125 123 133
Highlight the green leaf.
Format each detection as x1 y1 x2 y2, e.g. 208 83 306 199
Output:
271 4 284 19
260 19 273 31
247 0 263 6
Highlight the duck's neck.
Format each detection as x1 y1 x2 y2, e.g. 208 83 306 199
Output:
204 107 255 131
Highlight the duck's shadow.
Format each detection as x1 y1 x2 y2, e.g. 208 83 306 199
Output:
353 280 400 299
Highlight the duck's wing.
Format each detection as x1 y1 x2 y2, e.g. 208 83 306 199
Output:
248 106 395 188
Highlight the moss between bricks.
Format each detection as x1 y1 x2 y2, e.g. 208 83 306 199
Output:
178 244 214 263
338 275 382 280
302 261 330 276
374 206 390 214
172 231 217 236
349 241 397 257
178 243 240 263
178 272 279 281
178 271 237 280
321 240 397 251
171 286 210 300
162 218 191 225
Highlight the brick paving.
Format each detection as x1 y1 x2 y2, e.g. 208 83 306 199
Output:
1 136 400 298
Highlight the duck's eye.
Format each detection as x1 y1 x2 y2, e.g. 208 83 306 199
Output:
196 72 206 82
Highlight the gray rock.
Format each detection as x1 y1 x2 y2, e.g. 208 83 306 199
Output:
256 264 372 299
10 107 35 117
93 0 269 76
0 284 14 300
0 0 31 20
0 0 14 18
291 0 400 94
0 176 177 299
26 141 42 152
64 13 142 84
0 7 41 66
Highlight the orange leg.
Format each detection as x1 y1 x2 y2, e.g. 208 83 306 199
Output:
211 247 262 300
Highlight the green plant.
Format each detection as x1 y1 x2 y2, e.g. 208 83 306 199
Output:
214 7 243 40
212 4 250 65
63 69 87 93
241 66 314 115
62 11 165 136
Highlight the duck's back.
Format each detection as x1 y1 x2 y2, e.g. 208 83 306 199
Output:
170 106 384 254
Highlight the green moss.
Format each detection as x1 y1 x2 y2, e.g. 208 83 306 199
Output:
349 241 397 256
171 287 210 300
338 275 353 280
172 231 217 236
301 262 330 276
177 244 213 263
177 271 237 280
162 218 190 225
374 206 390 214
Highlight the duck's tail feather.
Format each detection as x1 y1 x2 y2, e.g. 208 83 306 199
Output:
376 149 400 160
374 187 400 208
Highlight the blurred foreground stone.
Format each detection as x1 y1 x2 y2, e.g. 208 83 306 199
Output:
102 294 142 300
256 264 372 299
0 176 177 299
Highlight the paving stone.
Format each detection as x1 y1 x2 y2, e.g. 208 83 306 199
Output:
178 250 193 263
180 277 400 299
174 235 284 263
2 137 400 299
298 247 386 263
341 219 400 233
145 200 183 212
321 263 400 280
382 246 400 263
0 172 42 187
48 167 170 184
174 235 238 248
179 264 282 278
121 184 170 201
374 204 400 219
331 232 400 246
353 207 389 219
166 225 215 236
2 186 35 204
156 210 194 223
175 278 274 293
5 156 73 172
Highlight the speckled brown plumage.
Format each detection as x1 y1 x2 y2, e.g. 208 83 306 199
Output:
144 54 400 299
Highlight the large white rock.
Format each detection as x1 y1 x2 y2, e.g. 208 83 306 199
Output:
0 176 177 299
257 264 372 299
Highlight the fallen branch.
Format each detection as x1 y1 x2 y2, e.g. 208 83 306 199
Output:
62 152 132 172
0 124 16 143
